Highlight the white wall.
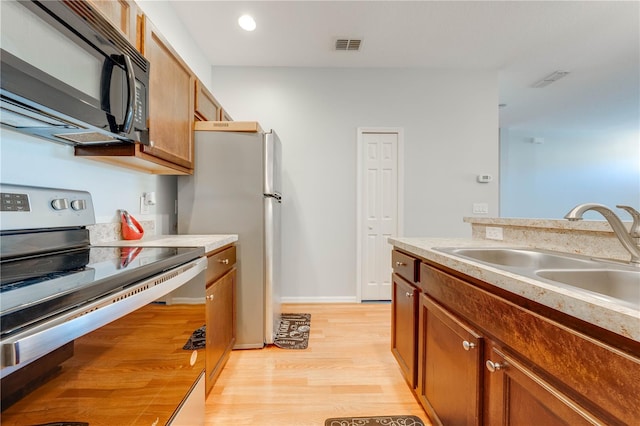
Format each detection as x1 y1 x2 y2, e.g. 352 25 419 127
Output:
0 130 177 232
137 1 213 91
208 67 499 301
500 127 640 219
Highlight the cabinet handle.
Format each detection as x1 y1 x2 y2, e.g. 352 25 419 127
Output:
405 292 413 298
217 258 229 265
395 261 406 267
206 295 214 301
486 360 504 373
462 340 476 351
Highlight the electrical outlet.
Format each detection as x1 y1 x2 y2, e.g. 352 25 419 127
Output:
140 196 149 215
486 227 503 240
473 203 489 214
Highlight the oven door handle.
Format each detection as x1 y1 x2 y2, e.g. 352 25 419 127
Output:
1 257 207 370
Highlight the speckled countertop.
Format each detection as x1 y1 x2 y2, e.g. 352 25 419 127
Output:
98 234 238 254
389 237 640 342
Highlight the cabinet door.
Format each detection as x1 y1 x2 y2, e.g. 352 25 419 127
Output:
391 273 419 387
205 269 236 395
195 80 221 121
88 0 137 46
484 346 602 425
141 17 195 170
418 295 483 426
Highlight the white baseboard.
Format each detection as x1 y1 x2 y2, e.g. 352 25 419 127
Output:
280 296 359 304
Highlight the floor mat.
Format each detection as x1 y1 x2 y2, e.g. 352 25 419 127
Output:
324 415 425 426
273 313 311 349
182 325 206 350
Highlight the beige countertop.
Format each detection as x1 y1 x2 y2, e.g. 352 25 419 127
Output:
389 237 640 342
98 234 238 253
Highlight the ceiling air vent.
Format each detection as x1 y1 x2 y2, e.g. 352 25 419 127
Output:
335 38 362 51
531 71 570 88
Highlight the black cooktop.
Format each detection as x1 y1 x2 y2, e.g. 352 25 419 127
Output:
0 245 203 337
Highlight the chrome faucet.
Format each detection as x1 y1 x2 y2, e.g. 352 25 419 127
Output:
616 205 640 242
564 203 640 265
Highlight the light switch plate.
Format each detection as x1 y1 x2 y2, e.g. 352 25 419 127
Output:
473 203 489 214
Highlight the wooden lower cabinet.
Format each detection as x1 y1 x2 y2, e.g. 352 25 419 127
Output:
391 273 419 388
204 245 237 395
417 295 482 426
484 345 600 425
395 258 640 425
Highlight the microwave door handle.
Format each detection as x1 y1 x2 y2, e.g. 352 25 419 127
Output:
119 54 136 134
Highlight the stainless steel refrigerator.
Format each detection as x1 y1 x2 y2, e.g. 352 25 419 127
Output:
177 125 281 349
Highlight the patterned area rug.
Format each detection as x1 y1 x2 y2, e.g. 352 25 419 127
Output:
324 416 425 426
274 313 311 349
183 325 206 350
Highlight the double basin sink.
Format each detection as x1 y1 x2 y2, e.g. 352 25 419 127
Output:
434 247 640 309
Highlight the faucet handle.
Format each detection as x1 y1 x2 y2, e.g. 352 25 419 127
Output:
616 205 640 238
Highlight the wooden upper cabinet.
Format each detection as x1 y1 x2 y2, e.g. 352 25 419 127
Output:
140 16 195 171
87 0 138 47
195 80 221 122
74 11 195 174
220 108 233 122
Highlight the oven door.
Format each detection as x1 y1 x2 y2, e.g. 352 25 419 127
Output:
1 256 207 370
1 257 208 425
0 0 149 145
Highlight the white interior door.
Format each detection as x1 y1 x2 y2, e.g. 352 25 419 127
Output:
358 130 401 301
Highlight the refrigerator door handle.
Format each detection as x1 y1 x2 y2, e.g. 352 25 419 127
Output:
264 192 282 203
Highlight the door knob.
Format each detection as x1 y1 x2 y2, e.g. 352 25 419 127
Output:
462 340 476 351
405 292 413 298
486 360 505 373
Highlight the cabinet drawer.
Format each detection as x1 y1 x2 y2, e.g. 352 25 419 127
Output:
392 250 418 283
206 245 236 285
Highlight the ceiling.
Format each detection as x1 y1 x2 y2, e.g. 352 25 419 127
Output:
169 1 639 133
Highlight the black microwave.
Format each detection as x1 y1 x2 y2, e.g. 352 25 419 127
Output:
0 0 150 146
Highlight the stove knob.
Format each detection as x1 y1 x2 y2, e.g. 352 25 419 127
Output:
71 199 87 210
51 198 69 210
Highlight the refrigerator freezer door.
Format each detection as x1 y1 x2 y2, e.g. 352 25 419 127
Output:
264 131 281 196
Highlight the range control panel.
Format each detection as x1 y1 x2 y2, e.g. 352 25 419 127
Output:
0 184 95 231
1 192 30 212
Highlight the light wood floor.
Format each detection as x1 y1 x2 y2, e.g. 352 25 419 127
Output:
204 303 430 425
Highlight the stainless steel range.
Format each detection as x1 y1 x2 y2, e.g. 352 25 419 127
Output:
0 184 207 424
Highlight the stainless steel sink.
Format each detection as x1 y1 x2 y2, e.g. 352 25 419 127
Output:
536 269 640 307
436 247 601 269
434 247 640 309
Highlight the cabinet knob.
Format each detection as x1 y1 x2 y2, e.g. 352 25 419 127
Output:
217 258 229 264
405 292 413 298
395 261 406 267
206 294 214 301
486 360 504 373
462 340 476 351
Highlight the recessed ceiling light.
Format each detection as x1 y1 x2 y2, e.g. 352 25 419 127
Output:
238 15 256 32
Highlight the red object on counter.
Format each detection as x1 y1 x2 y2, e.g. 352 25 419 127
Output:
120 210 144 240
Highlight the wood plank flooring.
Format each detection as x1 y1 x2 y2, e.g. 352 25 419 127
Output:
205 303 430 425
